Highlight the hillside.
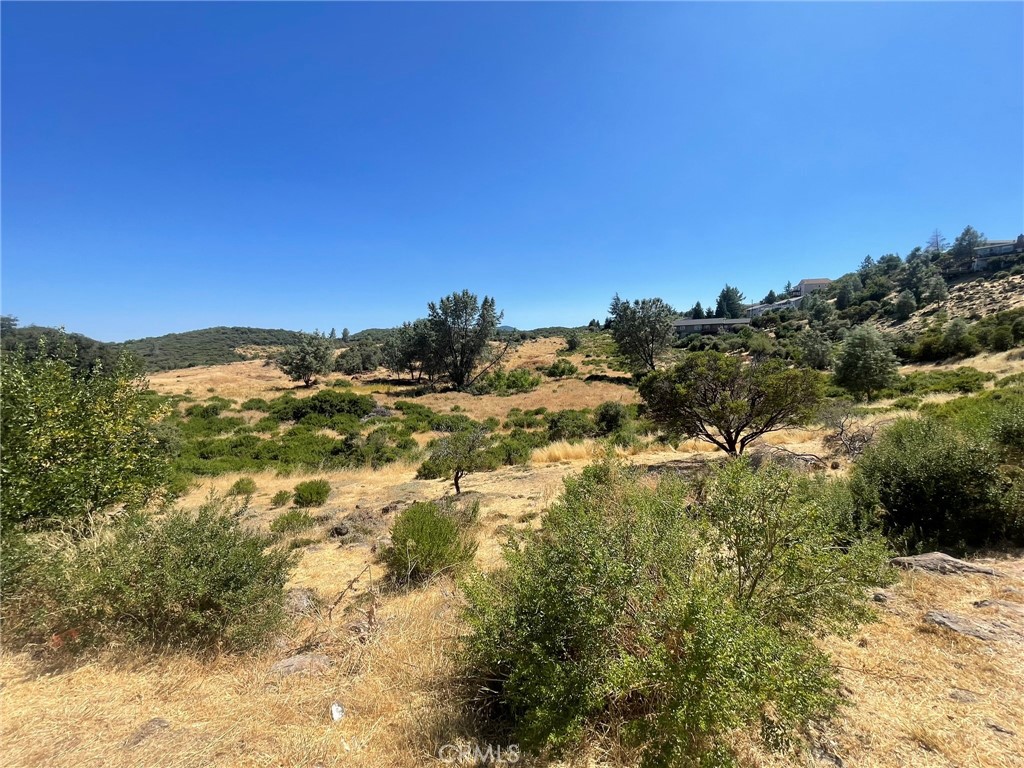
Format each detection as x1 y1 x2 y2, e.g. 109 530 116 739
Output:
122 326 307 370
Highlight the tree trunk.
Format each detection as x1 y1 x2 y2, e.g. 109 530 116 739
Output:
454 470 463 495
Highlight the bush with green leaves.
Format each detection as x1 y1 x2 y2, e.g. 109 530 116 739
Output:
888 366 994 397
503 407 548 430
3 499 295 652
545 359 578 379
227 477 258 496
471 367 542 395
269 509 318 534
851 415 1021 551
593 401 630 435
293 479 331 507
380 500 477 583
546 409 596 443
270 489 292 508
462 458 891 766
0 335 173 530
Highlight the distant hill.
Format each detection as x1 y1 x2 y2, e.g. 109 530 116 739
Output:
1 322 125 375
122 327 306 370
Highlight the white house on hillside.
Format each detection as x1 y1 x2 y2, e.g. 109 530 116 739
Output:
792 278 832 296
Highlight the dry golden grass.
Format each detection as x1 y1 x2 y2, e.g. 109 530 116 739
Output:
14 339 1023 767
4 446 1024 767
148 359 329 402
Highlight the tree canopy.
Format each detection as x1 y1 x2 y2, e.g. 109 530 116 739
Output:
714 285 746 318
833 325 899 400
607 294 677 372
639 352 825 455
277 330 335 387
427 290 504 389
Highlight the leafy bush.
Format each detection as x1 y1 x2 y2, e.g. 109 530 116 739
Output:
270 490 292 508
852 416 1020 551
488 428 550 466
3 501 295 652
545 359 578 379
227 477 257 496
1 336 173 530
888 367 994 397
269 509 318 534
996 372 1024 388
240 398 271 412
463 458 891 765
593 401 630 435
546 409 596 442
380 501 477 583
503 407 547 430
472 368 542 396
293 479 331 507
890 396 922 411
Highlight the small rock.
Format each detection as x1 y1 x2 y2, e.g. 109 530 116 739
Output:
986 720 1016 736
872 591 890 603
891 553 1003 577
830 461 841 470
924 610 998 641
973 599 1024 616
284 588 318 617
330 702 346 721
268 653 333 677
328 524 350 539
124 717 170 748
949 688 978 703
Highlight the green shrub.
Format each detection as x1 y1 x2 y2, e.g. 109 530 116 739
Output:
463 458 891 765
546 409 596 442
4 501 294 652
593 401 630 435
545 359 579 379
472 368 542 396
1 337 173 530
996 372 1024 388
227 477 257 496
380 501 477 583
489 429 549 466
293 479 331 507
270 489 292 508
503 407 547 430
239 398 271 412
890 395 922 411
889 367 994 397
852 417 1019 551
269 509 318 534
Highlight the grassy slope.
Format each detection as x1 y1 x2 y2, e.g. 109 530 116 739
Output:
4 339 1024 767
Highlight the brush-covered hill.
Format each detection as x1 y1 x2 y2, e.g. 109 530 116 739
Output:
121 327 307 370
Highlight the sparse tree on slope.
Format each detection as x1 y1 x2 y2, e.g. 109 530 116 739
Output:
607 294 677 372
639 352 825 455
894 290 917 322
427 290 504 389
277 330 334 387
833 325 898 401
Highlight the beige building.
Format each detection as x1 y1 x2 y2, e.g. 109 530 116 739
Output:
793 278 832 296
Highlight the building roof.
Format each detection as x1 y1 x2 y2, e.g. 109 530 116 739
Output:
672 316 751 327
974 240 1016 249
797 278 832 285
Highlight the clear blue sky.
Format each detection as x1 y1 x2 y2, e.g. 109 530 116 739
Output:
2 2 1022 342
